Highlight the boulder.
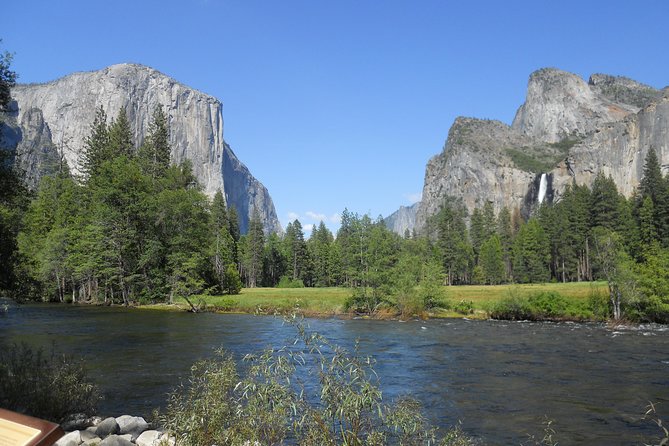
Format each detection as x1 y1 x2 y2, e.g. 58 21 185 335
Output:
80 429 100 442
135 430 162 446
95 417 120 438
99 435 134 446
54 430 81 446
115 415 149 441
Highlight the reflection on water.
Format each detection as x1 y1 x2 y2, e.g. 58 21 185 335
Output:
1 303 668 445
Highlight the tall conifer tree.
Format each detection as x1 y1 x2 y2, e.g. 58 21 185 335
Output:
108 107 134 158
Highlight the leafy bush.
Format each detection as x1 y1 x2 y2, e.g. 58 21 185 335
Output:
490 294 534 320
491 291 591 321
527 292 569 318
0 343 100 423
587 288 610 321
276 276 305 288
453 300 474 315
223 264 242 295
158 321 475 445
344 287 387 314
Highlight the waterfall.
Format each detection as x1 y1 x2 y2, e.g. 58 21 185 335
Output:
537 173 547 204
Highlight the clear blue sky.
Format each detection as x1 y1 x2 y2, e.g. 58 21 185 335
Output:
5 0 669 234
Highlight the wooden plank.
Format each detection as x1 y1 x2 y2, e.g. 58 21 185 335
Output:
0 409 64 446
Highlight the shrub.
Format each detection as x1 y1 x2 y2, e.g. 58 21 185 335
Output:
587 288 610 321
490 294 533 320
158 321 475 445
453 300 474 315
276 276 304 288
0 343 100 423
344 287 387 314
527 292 569 318
223 264 242 295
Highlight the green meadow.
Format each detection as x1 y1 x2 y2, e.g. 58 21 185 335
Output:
163 281 609 319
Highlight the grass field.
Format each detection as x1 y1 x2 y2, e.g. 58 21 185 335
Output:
435 281 608 319
162 281 609 319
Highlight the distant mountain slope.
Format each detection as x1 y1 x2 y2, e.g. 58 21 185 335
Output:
413 68 667 233
383 202 418 236
0 63 281 234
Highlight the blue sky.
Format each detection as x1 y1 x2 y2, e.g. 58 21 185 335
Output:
4 0 669 234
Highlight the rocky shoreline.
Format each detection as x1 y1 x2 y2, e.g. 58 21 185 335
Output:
56 415 171 446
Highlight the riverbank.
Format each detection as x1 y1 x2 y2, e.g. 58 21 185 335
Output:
137 281 610 322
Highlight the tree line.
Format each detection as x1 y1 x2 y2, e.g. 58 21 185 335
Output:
0 48 667 320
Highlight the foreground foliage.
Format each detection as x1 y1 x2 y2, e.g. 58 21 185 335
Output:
0 343 100 423
158 322 474 446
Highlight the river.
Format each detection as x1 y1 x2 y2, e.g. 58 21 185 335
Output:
1 303 668 445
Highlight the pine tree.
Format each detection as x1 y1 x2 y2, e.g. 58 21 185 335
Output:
243 208 265 287
639 196 657 247
512 218 550 283
284 219 307 282
637 148 669 244
590 172 621 230
497 207 513 280
262 233 287 287
210 191 235 291
0 149 28 292
108 107 134 158
470 207 484 260
309 221 334 286
81 106 110 178
479 234 505 285
227 205 241 266
639 148 664 202
433 197 471 285
481 202 497 241
0 44 17 111
139 106 170 179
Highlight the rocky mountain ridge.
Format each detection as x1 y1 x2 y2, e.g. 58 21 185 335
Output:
408 67 667 234
0 63 281 234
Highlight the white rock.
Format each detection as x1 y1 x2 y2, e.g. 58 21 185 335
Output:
54 430 81 446
135 430 162 446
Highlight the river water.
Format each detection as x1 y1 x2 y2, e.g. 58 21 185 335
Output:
1 303 668 445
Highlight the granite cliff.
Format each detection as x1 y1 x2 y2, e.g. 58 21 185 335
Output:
411 68 667 234
0 63 281 234
384 202 419 236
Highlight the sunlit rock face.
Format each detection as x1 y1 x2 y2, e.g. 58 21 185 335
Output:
4 63 281 234
384 202 419 236
414 68 667 234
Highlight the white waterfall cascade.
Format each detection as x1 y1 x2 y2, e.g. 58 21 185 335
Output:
537 173 547 204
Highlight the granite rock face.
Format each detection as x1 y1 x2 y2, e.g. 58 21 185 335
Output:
4 63 281 234
383 202 419 236
511 68 638 143
414 68 667 234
